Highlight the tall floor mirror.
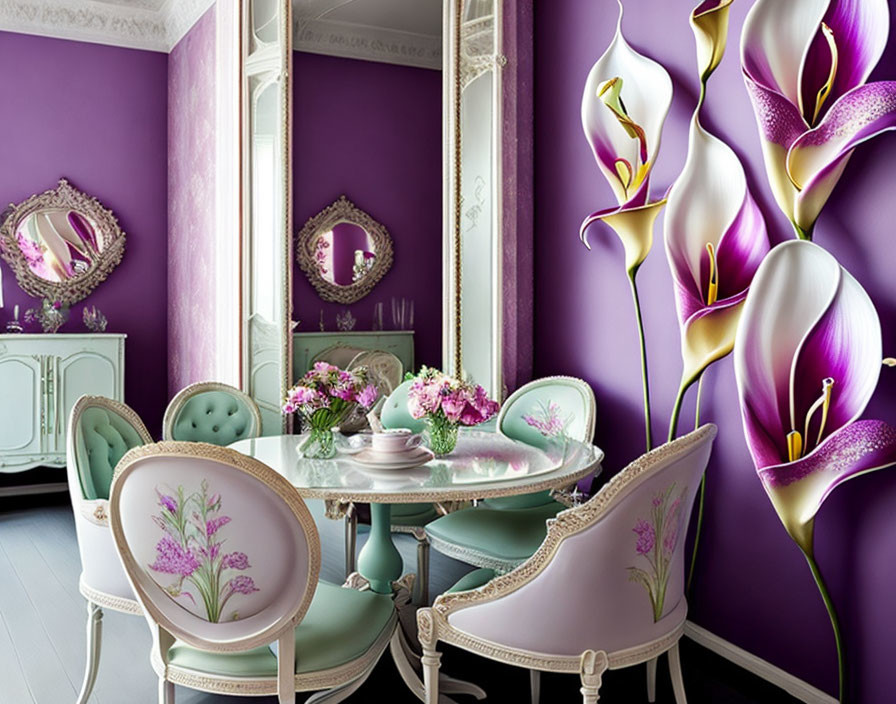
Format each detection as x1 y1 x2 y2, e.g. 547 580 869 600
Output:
444 0 532 399
241 0 294 434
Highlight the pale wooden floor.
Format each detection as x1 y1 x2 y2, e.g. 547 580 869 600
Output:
0 494 470 704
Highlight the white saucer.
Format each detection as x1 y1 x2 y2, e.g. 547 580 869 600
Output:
354 446 434 470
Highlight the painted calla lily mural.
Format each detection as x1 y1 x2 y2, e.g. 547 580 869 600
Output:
741 0 896 239
580 1 672 272
735 240 896 702
580 0 673 450
664 116 769 437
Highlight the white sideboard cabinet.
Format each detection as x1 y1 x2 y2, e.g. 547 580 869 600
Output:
0 334 126 476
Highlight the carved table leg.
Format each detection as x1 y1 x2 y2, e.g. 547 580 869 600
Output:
357 503 404 594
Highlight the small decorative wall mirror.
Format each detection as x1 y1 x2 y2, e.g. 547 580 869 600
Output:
296 195 393 304
0 179 126 304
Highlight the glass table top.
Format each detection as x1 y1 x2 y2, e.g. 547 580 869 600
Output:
230 430 604 503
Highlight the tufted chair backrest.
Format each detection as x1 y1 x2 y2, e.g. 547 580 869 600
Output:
68 395 153 501
445 425 717 657
110 442 320 653
163 382 262 446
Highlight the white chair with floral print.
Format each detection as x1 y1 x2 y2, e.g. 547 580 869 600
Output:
109 441 397 704
67 395 153 704
417 425 717 704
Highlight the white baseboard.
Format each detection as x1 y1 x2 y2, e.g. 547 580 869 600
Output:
684 621 837 704
0 482 67 498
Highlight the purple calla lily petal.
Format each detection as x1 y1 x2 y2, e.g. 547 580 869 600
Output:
736 241 888 538
758 420 896 536
741 0 892 233
788 81 896 225
799 0 889 124
581 0 672 209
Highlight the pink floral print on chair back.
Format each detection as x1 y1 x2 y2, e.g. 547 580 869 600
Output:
148 479 261 623
110 443 320 649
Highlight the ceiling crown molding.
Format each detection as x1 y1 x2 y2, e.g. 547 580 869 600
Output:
0 0 215 53
294 16 441 70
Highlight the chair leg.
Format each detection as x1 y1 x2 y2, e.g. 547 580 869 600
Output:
421 646 441 704
579 650 607 704
529 669 541 704
345 504 357 578
415 536 430 605
647 656 658 702
158 678 174 704
76 601 103 704
668 643 687 704
277 632 296 704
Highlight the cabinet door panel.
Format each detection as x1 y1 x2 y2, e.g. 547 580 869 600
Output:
0 355 42 455
57 351 117 445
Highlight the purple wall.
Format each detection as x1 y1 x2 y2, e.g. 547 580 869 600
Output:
534 2 896 702
293 52 442 369
0 32 168 437
168 6 218 397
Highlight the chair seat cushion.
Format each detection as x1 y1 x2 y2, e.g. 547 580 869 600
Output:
391 502 440 527
447 568 496 593
167 582 394 677
425 502 564 562
481 491 554 510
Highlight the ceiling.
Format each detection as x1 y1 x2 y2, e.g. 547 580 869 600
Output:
0 0 442 67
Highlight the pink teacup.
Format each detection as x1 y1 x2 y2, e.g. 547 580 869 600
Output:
371 428 423 454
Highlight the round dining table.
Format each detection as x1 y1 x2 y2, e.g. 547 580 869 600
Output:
230 429 604 594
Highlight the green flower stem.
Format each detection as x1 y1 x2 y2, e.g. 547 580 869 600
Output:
686 372 706 596
628 269 653 452
801 548 847 703
668 383 687 443
793 221 814 241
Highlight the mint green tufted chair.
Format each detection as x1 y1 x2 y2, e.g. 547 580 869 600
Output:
424 376 597 576
66 395 152 704
162 382 262 446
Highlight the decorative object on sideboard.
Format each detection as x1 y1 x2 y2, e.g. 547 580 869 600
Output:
24 298 69 334
5 304 23 333
282 362 379 459
296 195 394 304
335 309 356 331
406 366 498 457
0 179 126 304
83 305 108 333
319 309 325 331
391 296 414 330
372 301 384 331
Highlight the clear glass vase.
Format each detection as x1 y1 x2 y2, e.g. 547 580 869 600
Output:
299 425 336 459
425 416 459 457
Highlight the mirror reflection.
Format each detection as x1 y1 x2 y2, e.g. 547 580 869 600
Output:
15 208 101 282
296 195 393 305
0 178 126 304
314 222 377 287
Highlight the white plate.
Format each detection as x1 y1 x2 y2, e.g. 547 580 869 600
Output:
354 446 434 470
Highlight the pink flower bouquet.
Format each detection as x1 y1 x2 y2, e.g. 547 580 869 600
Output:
406 366 499 456
283 362 378 458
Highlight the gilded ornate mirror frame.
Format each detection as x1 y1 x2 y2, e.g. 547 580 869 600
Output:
295 195 394 305
0 178 126 304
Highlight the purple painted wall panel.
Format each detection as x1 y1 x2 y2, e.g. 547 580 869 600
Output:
534 2 896 702
168 6 218 397
293 52 442 370
0 31 168 437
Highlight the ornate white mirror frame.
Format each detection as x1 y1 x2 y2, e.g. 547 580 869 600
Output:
443 0 533 399
240 0 294 435
0 178 126 304
295 195 394 304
